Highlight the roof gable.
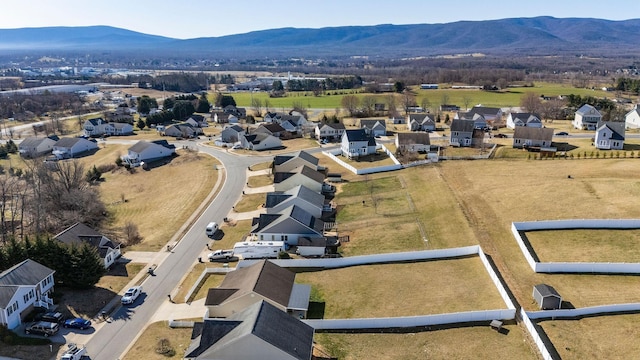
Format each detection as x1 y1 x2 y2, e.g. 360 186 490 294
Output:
0 259 54 287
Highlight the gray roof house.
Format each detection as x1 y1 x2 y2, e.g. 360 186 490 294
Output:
83 117 134 137
220 125 245 144
18 135 58 158
251 204 324 246
594 121 625 150
0 259 55 329
54 223 121 269
273 165 325 193
360 119 387 137
449 119 476 147
396 132 431 153
254 123 286 138
52 137 98 159
273 151 320 173
512 127 554 149
533 284 562 310
315 122 346 141
163 123 203 138
460 106 503 125
407 114 436 132
625 104 640 129
122 140 176 166
341 129 377 158
204 260 311 319
506 113 543 129
265 185 325 218
573 104 602 130
186 300 314 360
241 133 282 151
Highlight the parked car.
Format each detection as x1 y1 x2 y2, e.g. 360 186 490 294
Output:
25 321 59 337
208 249 235 261
494 133 508 138
555 131 569 136
121 286 143 305
38 311 64 323
63 317 92 330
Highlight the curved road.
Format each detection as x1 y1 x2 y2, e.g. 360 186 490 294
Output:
85 142 269 360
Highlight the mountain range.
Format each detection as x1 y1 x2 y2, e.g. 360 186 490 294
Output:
1 17 640 58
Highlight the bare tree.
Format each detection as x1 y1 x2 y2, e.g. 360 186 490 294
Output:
521 92 543 115
401 91 416 115
341 95 360 117
360 96 377 117
123 221 143 246
420 97 431 113
462 96 472 111
386 94 398 117
250 97 263 117
441 94 450 106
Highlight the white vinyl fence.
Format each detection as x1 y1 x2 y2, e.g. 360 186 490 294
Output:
519 308 555 360
526 303 640 320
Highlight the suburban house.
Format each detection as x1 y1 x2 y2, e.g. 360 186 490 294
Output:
273 151 321 173
52 137 98 159
314 122 346 141
506 113 543 129
212 111 230 124
594 121 625 150
341 129 377 158
389 116 405 124
625 104 640 129
278 119 302 136
395 132 431 153
512 127 555 149
187 300 314 360
264 112 307 127
449 119 476 147
163 123 203 138
455 112 488 130
186 114 209 128
407 114 436 132
223 105 247 119
54 223 121 269
273 165 326 193
220 125 245 144
241 134 282 151
0 259 55 330
83 118 134 137
533 284 562 310
251 205 324 246
460 106 503 126
265 185 325 219
122 140 176 166
204 260 311 319
573 104 602 130
105 106 134 123
360 119 387 137
254 123 286 138
18 135 58 158
296 237 328 257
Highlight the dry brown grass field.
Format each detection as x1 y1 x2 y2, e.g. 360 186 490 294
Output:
122 321 193 360
314 323 537 360
525 229 640 262
538 313 640 360
233 193 265 212
296 258 507 319
246 173 273 187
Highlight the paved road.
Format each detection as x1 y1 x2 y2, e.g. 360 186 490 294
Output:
85 142 268 360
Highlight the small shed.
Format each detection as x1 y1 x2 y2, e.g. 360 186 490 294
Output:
533 284 562 310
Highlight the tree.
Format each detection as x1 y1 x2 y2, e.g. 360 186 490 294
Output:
401 91 416 115
441 94 450 106
272 80 284 92
521 92 543 115
85 165 102 183
172 100 195 120
64 243 105 289
195 93 211 113
360 96 377 117
123 221 142 246
251 97 264 117
163 97 175 110
420 97 431 113
291 101 308 118
341 95 360 117
137 118 146 130
462 96 472 111
215 93 236 108
137 96 158 115
393 81 405 93
386 94 398 117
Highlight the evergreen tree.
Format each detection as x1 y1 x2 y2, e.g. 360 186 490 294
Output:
196 94 211 113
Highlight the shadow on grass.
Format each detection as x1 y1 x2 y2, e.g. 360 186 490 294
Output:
307 301 326 319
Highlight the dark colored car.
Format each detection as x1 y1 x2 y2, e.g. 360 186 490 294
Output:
494 133 508 138
555 131 569 136
39 311 64 323
25 321 59 337
63 318 92 330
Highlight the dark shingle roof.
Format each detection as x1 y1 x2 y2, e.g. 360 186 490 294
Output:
360 119 386 130
344 129 371 142
450 119 476 132
534 284 561 298
513 127 554 141
597 121 625 140
264 192 292 208
397 132 430 146
54 137 87 147
576 104 601 116
1 259 55 306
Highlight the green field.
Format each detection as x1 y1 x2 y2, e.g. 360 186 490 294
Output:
219 82 612 114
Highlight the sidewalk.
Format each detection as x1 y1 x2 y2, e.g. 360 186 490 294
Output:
149 298 207 323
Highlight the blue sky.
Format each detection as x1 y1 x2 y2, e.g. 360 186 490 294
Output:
2 0 639 39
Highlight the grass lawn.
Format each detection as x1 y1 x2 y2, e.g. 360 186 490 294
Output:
525 229 640 262
538 313 640 360
296 258 507 319
314 323 537 360
249 161 272 171
122 321 193 360
247 174 273 187
233 193 265 212
86 146 220 251
338 151 397 169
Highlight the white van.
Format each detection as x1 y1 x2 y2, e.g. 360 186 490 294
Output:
206 222 219 237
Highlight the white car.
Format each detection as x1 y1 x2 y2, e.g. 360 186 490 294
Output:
121 286 143 305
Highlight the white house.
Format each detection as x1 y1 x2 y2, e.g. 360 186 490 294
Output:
83 118 134 137
0 259 55 330
573 104 602 130
251 205 324 246
360 119 387 137
163 123 202 138
625 105 640 129
458 106 502 126
18 136 58 158
54 223 122 269
241 133 282 151
220 125 245 144
506 113 542 129
449 119 476 147
52 137 99 159
594 121 625 150
341 129 377 158
122 140 176 167
407 114 436 132
512 127 555 149
396 132 430 153
315 123 345 141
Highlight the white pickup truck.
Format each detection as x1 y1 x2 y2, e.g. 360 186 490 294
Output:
207 249 234 261
60 343 87 360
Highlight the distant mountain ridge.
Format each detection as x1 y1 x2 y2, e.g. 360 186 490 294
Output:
1 17 640 57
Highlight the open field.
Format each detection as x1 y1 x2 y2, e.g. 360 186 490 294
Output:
538 313 640 360
122 321 193 360
314 323 537 360
525 229 640 262
295 258 506 318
